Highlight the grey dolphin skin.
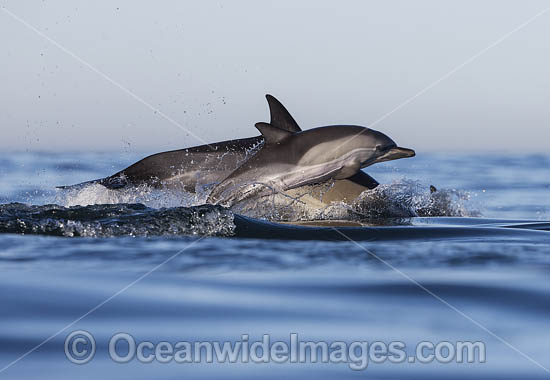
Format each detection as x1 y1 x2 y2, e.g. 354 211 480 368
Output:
59 95 381 197
59 95 290 191
207 121 415 205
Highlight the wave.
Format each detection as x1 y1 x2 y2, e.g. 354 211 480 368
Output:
0 203 234 238
1 177 546 241
54 179 480 222
1 202 549 242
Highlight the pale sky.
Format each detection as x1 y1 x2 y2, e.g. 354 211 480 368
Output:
1 0 549 153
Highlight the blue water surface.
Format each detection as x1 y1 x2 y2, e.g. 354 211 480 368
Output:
0 151 549 379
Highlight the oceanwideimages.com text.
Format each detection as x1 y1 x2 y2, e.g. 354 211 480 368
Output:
65 331 486 370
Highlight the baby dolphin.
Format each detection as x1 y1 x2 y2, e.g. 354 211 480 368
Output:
207 123 415 205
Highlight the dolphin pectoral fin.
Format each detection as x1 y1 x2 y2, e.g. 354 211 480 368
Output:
207 180 271 206
255 122 293 144
265 94 302 133
346 170 379 190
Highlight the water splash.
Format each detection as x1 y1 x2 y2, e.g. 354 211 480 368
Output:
229 179 480 222
52 175 480 227
55 183 204 208
0 203 234 237
354 180 481 219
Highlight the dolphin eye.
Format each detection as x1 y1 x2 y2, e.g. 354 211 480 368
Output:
375 144 382 151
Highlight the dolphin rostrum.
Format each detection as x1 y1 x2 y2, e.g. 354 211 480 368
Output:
59 95 381 198
206 122 415 206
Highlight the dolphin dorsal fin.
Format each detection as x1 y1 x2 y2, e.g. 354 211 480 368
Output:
265 94 301 133
255 122 292 144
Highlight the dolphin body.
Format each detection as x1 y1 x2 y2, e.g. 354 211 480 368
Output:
77 136 264 192
207 119 415 206
59 95 380 198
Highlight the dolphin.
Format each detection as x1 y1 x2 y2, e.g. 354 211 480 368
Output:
206 122 415 206
58 95 292 191
59 95 380 197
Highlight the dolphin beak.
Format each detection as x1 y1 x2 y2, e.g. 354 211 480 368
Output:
376 147 416 163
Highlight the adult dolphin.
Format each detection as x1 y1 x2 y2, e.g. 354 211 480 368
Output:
207 123 415 206
58 95 380 195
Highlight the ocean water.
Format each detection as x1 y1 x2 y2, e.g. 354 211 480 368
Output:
0 151 549 379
